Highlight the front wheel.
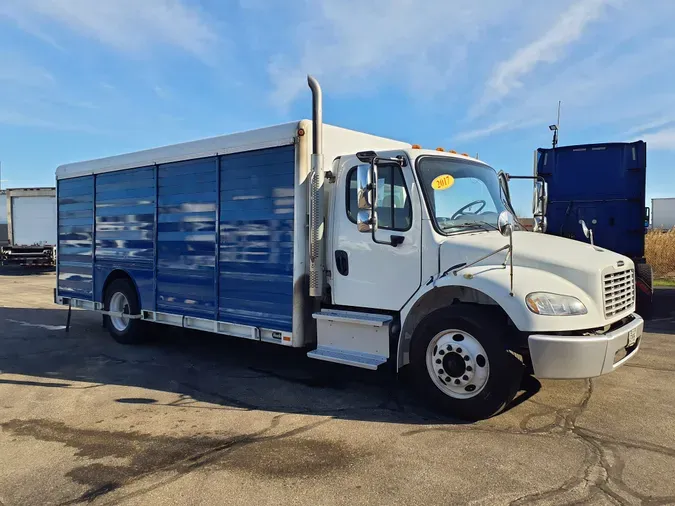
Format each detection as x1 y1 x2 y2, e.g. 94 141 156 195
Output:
410 305 523 421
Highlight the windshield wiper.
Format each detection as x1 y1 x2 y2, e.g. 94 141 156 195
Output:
442 221 498 233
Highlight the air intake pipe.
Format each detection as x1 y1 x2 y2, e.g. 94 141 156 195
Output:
307 75 325 298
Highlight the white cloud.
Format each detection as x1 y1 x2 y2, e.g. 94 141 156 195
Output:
623 117 675 137
641 128 675 150
263 0 525 107
0 0 219 61
0 53 55 87
453 120 533 142
0 110 98 132
476 0 614 114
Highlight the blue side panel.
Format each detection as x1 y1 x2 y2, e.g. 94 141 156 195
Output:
218 145 295 332
538 141 647 258
58 176 94 299
157 157 217 319
94 166 156 309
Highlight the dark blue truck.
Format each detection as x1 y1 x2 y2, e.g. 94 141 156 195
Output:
534 141 653 317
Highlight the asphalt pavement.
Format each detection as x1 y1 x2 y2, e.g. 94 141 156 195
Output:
1 269 674 505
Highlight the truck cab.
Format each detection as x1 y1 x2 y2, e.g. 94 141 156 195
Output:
311 143 642 420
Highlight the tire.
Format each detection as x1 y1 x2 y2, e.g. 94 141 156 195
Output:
103 279 145 345
410 305 523 421
635 263 653 320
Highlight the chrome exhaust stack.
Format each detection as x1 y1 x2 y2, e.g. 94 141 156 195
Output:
307 75 325 298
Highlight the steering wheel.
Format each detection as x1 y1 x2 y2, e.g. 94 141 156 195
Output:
450 200 486 221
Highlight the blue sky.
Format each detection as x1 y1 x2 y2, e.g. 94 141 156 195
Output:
1 0 674 215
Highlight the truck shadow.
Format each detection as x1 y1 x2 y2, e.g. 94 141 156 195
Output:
0 306 541 425
646 287 675 335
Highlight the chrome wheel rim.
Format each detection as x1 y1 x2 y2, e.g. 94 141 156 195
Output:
109 292 130 332
426 329 490 399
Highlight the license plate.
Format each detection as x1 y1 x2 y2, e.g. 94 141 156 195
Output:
627 328 639 347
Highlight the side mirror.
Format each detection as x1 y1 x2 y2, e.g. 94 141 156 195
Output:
356 164 373 210
579 219 594 245
357 210 374 233
533 180 548 216
498 210 514 237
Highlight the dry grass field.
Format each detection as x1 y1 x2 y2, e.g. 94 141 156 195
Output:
646 229 675 285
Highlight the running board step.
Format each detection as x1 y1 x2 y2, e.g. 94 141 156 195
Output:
307 346 387 370
308 309 392 370
312 309 392 326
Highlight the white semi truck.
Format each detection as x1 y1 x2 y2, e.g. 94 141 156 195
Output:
54 77 642 420
1 187 57 266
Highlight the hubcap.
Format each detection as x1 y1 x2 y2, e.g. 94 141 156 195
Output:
109 292 130 332
426 329 490 399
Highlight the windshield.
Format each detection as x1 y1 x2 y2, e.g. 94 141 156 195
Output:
417 156 511 234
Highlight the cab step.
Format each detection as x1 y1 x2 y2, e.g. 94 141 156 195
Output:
307 309 392 370
307 346 387 370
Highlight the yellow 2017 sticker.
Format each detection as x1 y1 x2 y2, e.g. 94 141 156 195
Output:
431 174 454 190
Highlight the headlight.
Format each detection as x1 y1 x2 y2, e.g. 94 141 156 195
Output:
526 292 587 316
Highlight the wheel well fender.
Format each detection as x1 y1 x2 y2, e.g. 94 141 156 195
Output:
396 286 510 370
102 269 140 305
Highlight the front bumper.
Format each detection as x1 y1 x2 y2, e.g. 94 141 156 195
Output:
528 313 643 379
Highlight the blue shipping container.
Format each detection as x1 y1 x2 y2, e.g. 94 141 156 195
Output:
536 141 647 259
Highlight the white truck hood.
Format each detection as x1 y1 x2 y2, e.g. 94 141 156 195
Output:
439 230 634 323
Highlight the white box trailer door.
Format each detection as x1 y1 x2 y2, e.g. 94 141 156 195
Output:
652 198 675 230
12 196 57 246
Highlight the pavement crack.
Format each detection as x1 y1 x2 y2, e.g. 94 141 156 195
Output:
624 363 675 373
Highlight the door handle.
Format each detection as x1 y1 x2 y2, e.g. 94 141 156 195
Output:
335 250 349 276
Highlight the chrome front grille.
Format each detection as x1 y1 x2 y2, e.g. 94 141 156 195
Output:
604 269 635 318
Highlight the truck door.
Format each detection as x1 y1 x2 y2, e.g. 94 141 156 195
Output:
331 156 422 310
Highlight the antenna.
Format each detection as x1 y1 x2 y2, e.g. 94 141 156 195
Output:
549 100 561 148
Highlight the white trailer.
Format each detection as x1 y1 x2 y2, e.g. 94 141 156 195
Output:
1 187 57 266
652 198 675 230
53 76 643 420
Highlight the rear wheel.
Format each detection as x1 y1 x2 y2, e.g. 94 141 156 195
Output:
410 305 523 421
103 279 145 344
635 263 653 320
